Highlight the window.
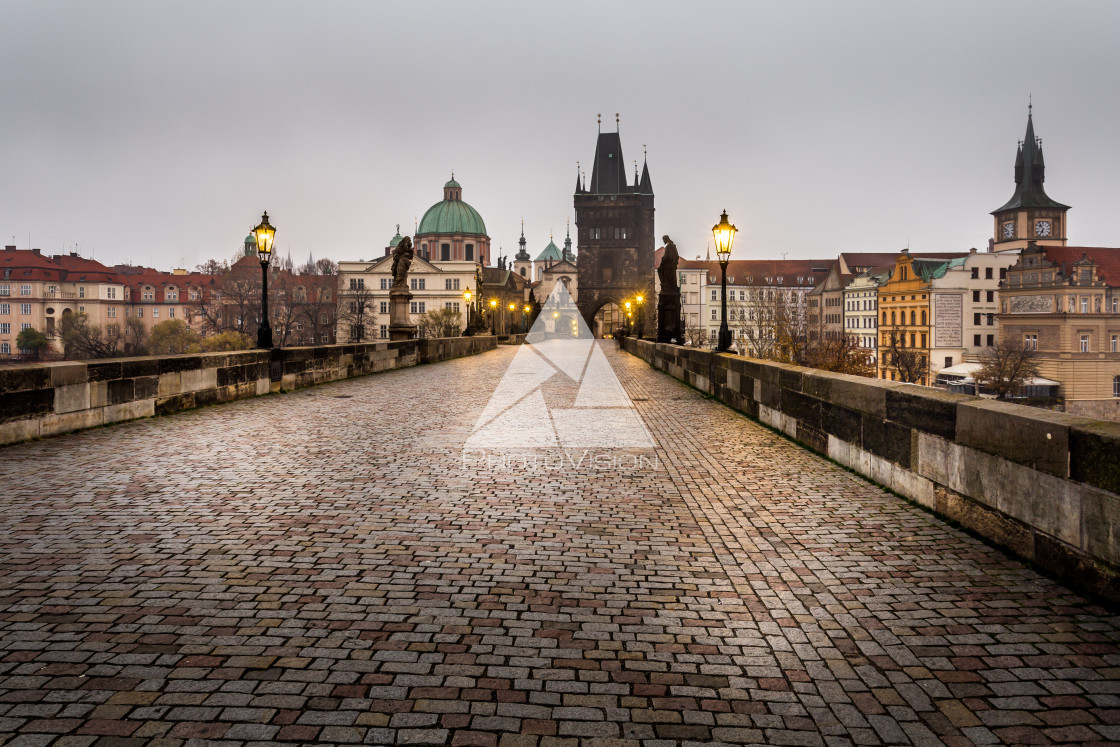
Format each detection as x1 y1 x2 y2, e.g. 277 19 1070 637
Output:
1081 297 1089 313
78 286 85 298
107 306 116 318
0 304 7 314
167 288 177 300
0 323 8 334
137 307 144 318
986 290 994 303
0 284 7 296
20 284 31 296
465 244 474 261
143 287 154 301
168 307 175 319
350 278 365 290
20 304 30 315
974 334 981 346
380 301 388 314
189 288 198 300
410 301 425 314
20 323 31 331
107 287 117 299
985 267 993 279
986 334 994 347
971 268 979 279
710 289 717 301
410 278 426 290
0 343 8 355
711 308 717 320
1112 335 1118 353
1025 333 1037 351
921 310 927 325
379 325 387 339
379 278 388 290
441 243 451 261
1081 334 1090 353
921 334 926 348
910 311 916 325
945 357 953 368
973 290 980 303
1000 268 1007 280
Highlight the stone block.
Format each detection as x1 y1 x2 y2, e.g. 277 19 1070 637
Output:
86 360 122 382
801 372 833 401
106 378 135 405
158 355 202 374
827 435 853 469
0 417 39 444
121 357 160 378
0 365 50 394
828 375 894 418
0 388 53 421
885 387 964 441
180 367 217 393
861 414 911 466
821 401 862 444
1032 534 1112 599
39 408 104 437
53 382 91 414
89 381 108 408
256 377 270 396
796 422 828 454
1082 485 1120 567
156 393 195 416
103 398 154 424
892 463 936 509
936 438 1080 546
158 371 182 397
134 375 158 400
937 487 1035 560
1069 421 1120 497
781 388 822 430
957 399 1083 479
48 363 88 387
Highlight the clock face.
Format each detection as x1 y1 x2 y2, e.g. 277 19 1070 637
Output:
1035 220 1052 237
1002 222 1015 239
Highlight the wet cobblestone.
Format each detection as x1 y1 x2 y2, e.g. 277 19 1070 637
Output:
0 343 1117 745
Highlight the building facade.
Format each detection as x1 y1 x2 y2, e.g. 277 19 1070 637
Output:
843 267 889 363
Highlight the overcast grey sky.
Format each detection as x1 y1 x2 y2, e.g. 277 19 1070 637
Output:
2 1 1118 270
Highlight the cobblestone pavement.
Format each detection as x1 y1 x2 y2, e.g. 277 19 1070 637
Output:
1 343 1118 747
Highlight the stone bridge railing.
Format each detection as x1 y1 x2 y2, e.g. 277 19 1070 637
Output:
623 338 1120 604
0 336 497 447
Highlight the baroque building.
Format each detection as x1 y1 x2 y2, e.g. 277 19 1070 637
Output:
574 123 655 336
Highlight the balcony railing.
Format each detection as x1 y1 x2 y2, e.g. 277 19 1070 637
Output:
44 291 77 299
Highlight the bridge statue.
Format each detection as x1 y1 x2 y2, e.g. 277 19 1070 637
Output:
388 236 418 340
657 235 682 344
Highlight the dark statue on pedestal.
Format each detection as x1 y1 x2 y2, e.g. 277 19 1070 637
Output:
389 236 418 341
657 235 682 344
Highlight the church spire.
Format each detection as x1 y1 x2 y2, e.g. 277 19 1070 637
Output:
514 218 530 261
992 105 1068 214
563 219 573 261
640 144 653 194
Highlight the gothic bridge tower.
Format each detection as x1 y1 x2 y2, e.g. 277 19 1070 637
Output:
574 116 655 334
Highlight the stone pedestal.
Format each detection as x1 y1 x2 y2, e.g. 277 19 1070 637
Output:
657 291 682 344
388 287 417 341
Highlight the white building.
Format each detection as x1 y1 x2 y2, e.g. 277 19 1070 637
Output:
843 267 890 363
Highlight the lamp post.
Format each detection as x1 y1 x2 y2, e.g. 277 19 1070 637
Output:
489 299 497 335
523 304 531 333
624 300 632 336
508 302 515 335
636 295 644 338
252 211 276 349
712 209 737 352
463 289 472 333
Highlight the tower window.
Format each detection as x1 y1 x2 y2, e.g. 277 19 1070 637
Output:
465 244 474 261
441 243 450 261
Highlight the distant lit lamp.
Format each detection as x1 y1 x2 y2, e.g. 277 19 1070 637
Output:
463 289 472 332
523 304 531 333
712 209 738 352
508 302 515 335
252 211 276 349
489 298 497 335
636 295 644 338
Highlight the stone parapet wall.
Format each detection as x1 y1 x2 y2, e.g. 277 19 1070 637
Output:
623 338 1120 603
0 336 496 446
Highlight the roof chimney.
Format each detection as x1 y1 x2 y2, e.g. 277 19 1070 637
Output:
3 245 15 252
32 248 41 255
969 247 977 254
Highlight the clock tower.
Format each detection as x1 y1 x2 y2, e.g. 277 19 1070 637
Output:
991 107 1069 251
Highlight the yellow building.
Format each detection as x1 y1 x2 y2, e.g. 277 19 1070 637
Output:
877 251 934 385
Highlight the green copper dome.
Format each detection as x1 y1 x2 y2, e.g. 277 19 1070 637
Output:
535 240 563 262
389 231 404 247
417 179 487 236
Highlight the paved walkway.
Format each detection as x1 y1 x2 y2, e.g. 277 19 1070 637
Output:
0 343 1118 746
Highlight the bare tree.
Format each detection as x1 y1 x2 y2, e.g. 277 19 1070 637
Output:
975 340 1042 399
881 328 926 383
59 313 124 359
417 308 462 338
803 333 875 376
315 258 339 276
339 283 379 342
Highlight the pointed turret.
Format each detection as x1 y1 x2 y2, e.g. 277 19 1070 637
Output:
640 159 653 195
589 131 627 194
563 220 574 262
993 109 1069 213
514 220 530 261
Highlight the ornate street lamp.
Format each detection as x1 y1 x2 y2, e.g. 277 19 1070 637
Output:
252 211 276 349
508 302 515 335
712 209 737 352
463 289 472 332
636 295 644 338
624 300 632 335
523 304 531 333
489 298 497 335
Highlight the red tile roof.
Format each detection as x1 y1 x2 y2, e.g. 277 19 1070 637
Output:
677 258 836 287
1039 245 1120 287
